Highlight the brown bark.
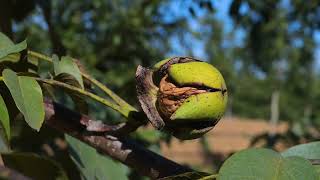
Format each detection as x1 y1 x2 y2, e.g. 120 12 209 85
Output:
44 100 191 179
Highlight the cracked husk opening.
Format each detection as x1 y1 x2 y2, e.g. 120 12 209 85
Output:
157 74 206 120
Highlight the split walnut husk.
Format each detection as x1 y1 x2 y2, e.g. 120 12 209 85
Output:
136 57 227 140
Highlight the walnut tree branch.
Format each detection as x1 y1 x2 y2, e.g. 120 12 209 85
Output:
43 100 192 179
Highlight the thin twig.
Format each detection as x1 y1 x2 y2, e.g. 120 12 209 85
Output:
81 72 136 112
34 78 125 116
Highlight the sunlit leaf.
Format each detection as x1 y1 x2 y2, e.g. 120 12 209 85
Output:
2 69 44 131
0 36 27 60
2 152 68 180
0 32 27 63
218 148 318 180
0 94 10 140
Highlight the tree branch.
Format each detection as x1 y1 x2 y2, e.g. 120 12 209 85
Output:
43 100 192 179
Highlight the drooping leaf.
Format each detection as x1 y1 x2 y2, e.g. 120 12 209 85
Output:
53 55 84 89
218 148 318 180
54 73 88 113
159 171 212 180
0 32 27 63
0 32 14 47
65 135 128 180
2 152 68 180
0 94 10 140
282 141 320 160
2 69 45 131
0 40 27 59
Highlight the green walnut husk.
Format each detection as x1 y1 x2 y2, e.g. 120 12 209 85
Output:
136 57 227 140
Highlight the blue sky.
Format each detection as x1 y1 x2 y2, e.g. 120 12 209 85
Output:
167 0 320 71
165 0 246 59
26 0 320 70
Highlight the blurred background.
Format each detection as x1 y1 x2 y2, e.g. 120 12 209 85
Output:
1 0 320 179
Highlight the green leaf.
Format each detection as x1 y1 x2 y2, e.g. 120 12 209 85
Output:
0 32 14 48
0 94 10 140
0 40 27 60
2 69 45 131
65 135 128 180
0 32 27 63
282 141 320 159
218 148 318 180
0 53 21 63
1 40 27 58
2 152 68 180
53 55 84 89
159 172 212 180
54 73 88 114
314 165 320 176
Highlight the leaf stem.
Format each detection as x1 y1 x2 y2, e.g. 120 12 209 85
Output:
81 73 136 111
28 51 52 62
28 50 137 114
34 78 131 117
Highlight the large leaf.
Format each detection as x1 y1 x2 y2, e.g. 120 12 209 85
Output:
0 94 10 139
0 32 27 61
65 135 128 180
2 152 68 180
218 148 318 180
282 141 320 159
2 69 45 131
53 55 84 89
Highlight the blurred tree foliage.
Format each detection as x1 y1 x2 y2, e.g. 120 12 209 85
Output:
1 0 320 177
0 0 215 179
2 0 320 126
226 0 320 131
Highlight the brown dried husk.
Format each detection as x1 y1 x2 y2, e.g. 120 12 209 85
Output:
157 74 206 120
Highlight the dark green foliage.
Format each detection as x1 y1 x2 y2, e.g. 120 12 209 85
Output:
2 152 68 180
